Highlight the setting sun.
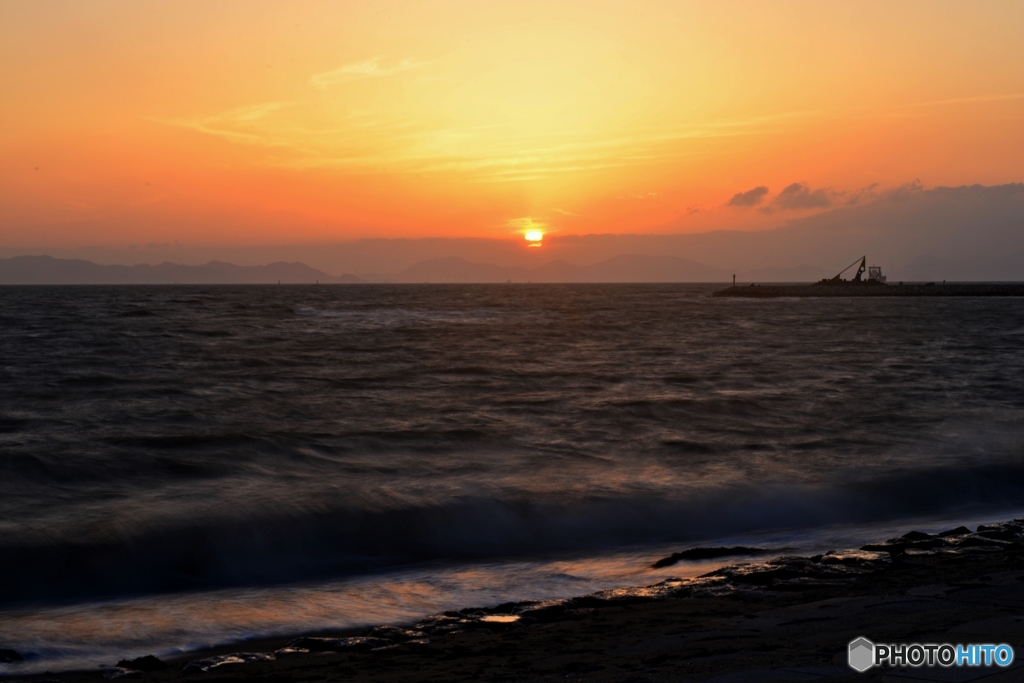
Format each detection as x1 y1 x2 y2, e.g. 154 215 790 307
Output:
524 230 544 244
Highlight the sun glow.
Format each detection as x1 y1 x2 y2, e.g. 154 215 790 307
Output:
3 2 1024 246
524 230 544 246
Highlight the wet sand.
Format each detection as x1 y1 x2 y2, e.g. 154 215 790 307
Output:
7 520 1024 682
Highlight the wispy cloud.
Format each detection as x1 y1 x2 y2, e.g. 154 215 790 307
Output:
907 92 1024 109
309 58 422 90
846 183 880 206
162 101 821 183
727 186 769 208
774 182 832 210
849 93 1024 122
757 182 835 213
159 102 292 147
226 102 289 122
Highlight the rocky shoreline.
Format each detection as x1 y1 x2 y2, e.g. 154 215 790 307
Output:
6 518 1024 681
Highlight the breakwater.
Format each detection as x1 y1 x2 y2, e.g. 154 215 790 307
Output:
713 282 1024 298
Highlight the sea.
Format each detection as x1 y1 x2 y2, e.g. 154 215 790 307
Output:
2 283 1023 673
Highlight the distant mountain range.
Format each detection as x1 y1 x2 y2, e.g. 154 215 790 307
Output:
3 250 1021 285
0 253 835 285
0 256 362 285
369 255 832 283
0 254 715 284
381 254 732 283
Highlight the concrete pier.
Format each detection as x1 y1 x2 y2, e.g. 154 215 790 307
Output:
713 282 1024 298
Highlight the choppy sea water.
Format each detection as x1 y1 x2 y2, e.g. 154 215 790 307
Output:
2 283 1023 673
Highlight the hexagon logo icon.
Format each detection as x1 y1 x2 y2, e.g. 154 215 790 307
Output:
848 637 875 672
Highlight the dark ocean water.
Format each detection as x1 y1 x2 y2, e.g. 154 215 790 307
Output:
2 284 1024 670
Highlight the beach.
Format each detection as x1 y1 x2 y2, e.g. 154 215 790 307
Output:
6 518 1024 682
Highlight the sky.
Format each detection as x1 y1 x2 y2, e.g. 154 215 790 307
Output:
2 0 1024 249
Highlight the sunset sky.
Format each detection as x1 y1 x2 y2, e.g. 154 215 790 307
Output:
2 0 1023 248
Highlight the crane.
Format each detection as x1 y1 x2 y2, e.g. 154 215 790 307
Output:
830 256 867 283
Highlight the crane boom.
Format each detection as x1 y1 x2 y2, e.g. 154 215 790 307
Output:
832 256 866 282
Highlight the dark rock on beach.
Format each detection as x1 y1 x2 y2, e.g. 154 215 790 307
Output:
180 652 274 675
285 636 391 652
652 545 776 568
361 625 428 642
114 656 164 671
698 553 888 589
861 522 1024 556
977 520 1024 540
861 530 949 554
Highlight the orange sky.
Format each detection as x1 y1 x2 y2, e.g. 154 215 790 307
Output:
2 0 1023 247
